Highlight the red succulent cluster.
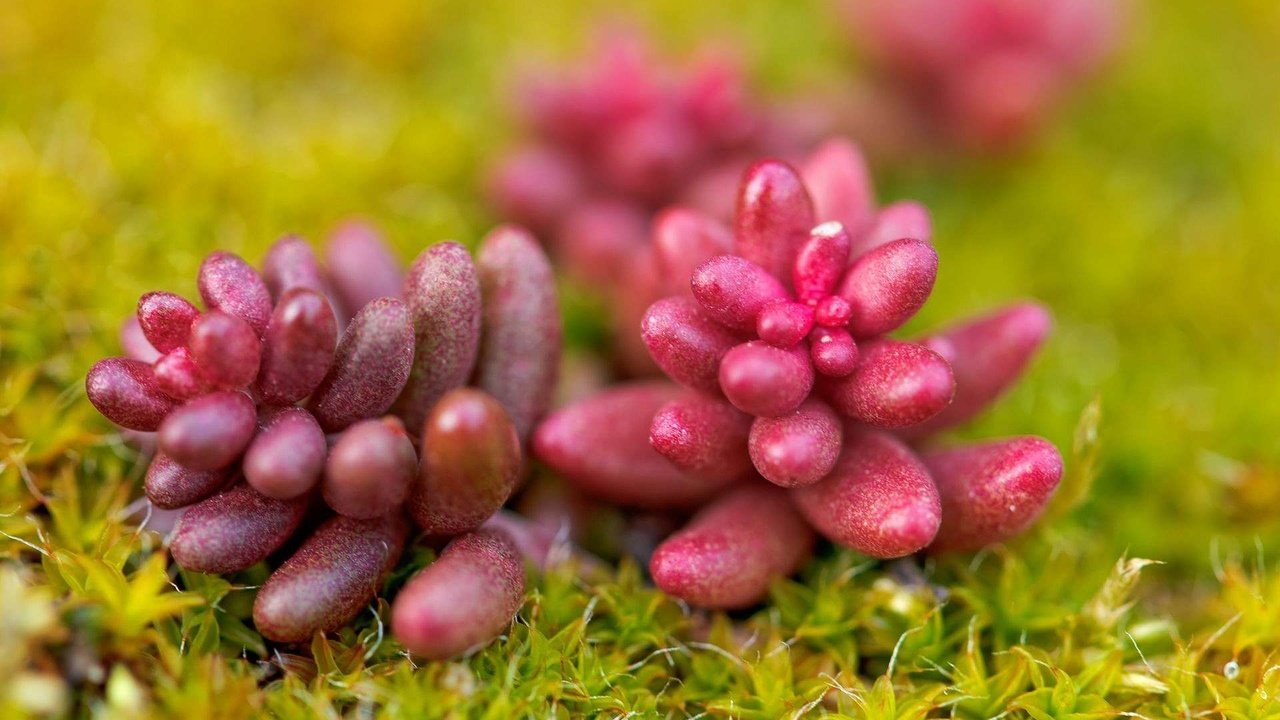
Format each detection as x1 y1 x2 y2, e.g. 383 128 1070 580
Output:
488 28 822 300
89 223 562 659
842 0 1121 149
534 137 1064 608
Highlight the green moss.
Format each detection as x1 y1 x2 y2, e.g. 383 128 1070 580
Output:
2 0 1279 715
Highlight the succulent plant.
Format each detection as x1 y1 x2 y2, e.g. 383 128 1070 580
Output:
534 137 1065 608
87 223 561 655
840 0 1121 150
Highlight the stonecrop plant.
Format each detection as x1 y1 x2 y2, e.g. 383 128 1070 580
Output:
534 137 1065 608
86 222 561 659
841 0 1121 150
487 28 824 371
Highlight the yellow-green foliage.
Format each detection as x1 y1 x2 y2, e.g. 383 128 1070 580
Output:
2 0 1279 716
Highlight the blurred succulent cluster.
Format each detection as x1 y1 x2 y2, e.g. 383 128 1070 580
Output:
487 28 828 370
86 223 561 659
840 0 1122 150
534 137 1065 608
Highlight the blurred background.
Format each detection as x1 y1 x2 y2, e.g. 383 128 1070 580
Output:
1 0 1278 640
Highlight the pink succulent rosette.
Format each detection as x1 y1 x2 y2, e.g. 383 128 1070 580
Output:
841 0 1122 150
535 137 1064 608
88 223 563 656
